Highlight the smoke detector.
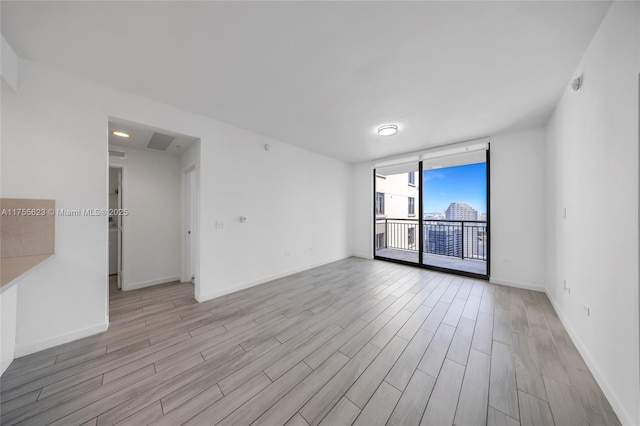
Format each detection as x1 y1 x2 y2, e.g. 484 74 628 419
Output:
570 75 583 92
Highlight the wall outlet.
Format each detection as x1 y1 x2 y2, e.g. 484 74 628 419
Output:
215 221 224 230
563 279 570 294
284 250 291 256
584 304 590 316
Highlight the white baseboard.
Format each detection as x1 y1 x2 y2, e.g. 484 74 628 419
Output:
491 278 633 424
196 255 351 303
14 321 108 358
545 292 634 426
353 252 374 260
489 277 546 293
124 275 181 291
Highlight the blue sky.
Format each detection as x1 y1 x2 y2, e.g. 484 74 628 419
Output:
423 162 487 214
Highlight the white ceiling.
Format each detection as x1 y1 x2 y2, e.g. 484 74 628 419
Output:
2 1 611 163
108 118 198 156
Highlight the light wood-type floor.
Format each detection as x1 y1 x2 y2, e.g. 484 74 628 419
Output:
0 258 620 426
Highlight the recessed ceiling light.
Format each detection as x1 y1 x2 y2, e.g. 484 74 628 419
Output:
377 124 398 136
112 131 130 138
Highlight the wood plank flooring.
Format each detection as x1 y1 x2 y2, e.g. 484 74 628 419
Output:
0 258 620 425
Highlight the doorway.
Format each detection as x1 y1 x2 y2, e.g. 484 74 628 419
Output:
107 117 200 297
108 166 123 290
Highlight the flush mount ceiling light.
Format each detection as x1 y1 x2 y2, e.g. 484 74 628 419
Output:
112 131 130 138
377 124 398 136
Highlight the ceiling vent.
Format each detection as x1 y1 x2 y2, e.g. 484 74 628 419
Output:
146 132 175 151
109 149 126 158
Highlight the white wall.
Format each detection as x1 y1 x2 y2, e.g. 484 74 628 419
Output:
109 145 182 290
2 62 110 356
545 2 639 424
196 127 353 301
1 58 353 356
0 285 18 374
637 1 640 418
352 162 373 259
490 127 547 291
0 12 17 376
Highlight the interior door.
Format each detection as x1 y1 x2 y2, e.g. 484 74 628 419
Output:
188 169 196 281
117 170 123 290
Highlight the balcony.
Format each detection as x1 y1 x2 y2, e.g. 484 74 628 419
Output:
375 218 487 276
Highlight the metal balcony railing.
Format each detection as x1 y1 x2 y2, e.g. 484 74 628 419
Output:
375 218 487 261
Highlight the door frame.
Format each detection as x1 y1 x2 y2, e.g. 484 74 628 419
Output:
108 164 126 289
181 164 197 284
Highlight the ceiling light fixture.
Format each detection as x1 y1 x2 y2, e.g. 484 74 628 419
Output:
112 131 130 138
377 124 398 136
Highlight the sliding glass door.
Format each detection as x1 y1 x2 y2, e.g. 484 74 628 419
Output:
374 144 490 279
421 149 488 276
374 163 420 264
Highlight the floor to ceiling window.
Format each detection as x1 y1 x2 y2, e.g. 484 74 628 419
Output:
373 141 490 279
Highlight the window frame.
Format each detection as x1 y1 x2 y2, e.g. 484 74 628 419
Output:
376 192 385 215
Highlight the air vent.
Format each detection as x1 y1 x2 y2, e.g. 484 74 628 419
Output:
146 132 175 151
109 149 126 158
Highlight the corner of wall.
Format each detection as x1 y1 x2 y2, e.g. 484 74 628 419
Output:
489 277 546 293
544 289 635 426
0 285 18 375
489 127 547 289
